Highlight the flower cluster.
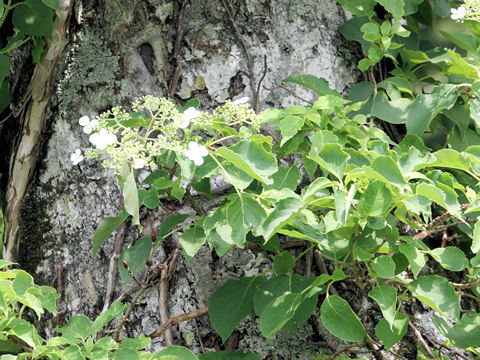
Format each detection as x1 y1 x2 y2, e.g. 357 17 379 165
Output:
451 1 480 21
71 96 262 173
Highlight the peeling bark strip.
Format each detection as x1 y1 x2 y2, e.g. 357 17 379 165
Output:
3 1 74 261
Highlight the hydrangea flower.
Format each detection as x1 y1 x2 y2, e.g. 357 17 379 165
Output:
71 149 84 165
176 107 202 128
133 158 145 169
231 97 249 105
451 6 466 20
89 129 117 150
78 116 99 134
185 141 208 166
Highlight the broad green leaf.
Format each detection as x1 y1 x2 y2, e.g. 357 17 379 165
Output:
441 31 479 53
410 275 460 321
216 141 277 184
273 251 296 275
123 169 139 225
264 166 301 191
0 55 10 85
13 270 33 296
199 351 260 360
120 334 150 350
62 344 83 360
262 198 305 241
17 292 43 319
368 285 397 328
158 214 190 239
406 84 458 135
209 277 264 343
334 185 356 225
372 92 411 124
92 208 128 256
259 292 302 338
91 302 126 335
309 144 349 182
472 222 480 254
358 181 392 217
56 315 91 340
432 315 480 349
282 74 340 96
333 0 375 17
111 348 140 360
118 237 152 284
320 295 365 342
10 320 37 347
404 195 431 221
371 156 407 189
12 0 54 36
192 178 212 199
138 188 160 209
376 0 404 18
179 226 206 260
157 346 198 360
31 37 45 64
416 183 460 217
302 177 334 201
429 149 470 171
371 256 396 279
41 0 60 11
221 164 253 190
429 247 467 272
398 243 425 278
375 312 408 350
277 116 304 146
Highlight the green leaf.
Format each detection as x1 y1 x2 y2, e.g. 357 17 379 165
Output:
91 302 126 335
432 314 480 349
13 270 33 296
398 242 425 278
41 0 60 11
429 149 470 171
282 74 340 97
264 166 301 191
138 188 160 209
273 251 296 275
334 185 356 225
216 141 277 184
0 55 10 85
334 0 375 17
119 238 151 285
309 144 349 182
209 277 263 343
358 181 392 217
410 275 460 321
12 0 54 36
372 92 411 124
371 156 407 189
429 247 467 271
123 169 139 225
31 37 45 64
199 351 260 360
179 226 206 260
56 315 91 340
376 0 404 18
472 222 480 254
192 178 212 199
406 84 458 135
158 214 190 240
301 177 334 201
259 292 305 338
371 256 396 279
262 198 305 241
157 346 198 360
320 295 365 342
375 312 409 350
92 208 129 256
111 348 140 360
416 183 461 217
368 285 397 328
276 116 304 146
10 320 38 348
440 31 479 53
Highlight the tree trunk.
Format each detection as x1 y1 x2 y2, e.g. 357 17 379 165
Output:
5 0 365 357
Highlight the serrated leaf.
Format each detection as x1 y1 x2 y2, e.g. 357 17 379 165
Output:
309 144 349 182
92 208 129 256
13 270 33 296
429 149 471 171
209 277 264 343
371 156 407 189
56 315 91 340
12 0 54 36
375 312 408 350
398 242 426 278
320 295 365 342
368 285 397 328
410 275 460 321
10 320 38 348
217 141 277 184
416 183 461 217
262 198 304 241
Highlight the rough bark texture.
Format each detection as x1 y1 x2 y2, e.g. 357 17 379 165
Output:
13 0 366 358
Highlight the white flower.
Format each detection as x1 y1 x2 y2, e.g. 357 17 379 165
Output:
133 158 145 169
177 107 202 128
399 18 407 26
89 129 117 150
231 97 249 105
78 116 99 134
451 6 466 20
185 141 208 166
70 149 84 165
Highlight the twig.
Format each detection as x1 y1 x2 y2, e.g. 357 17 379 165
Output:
193 318 205 353
408 321 436 359
255 55 268 114
168 0 187 97
451 278 480 289
414 222 464 241
264 84 314 105
314 250 339 296
158 248 179 345
55 264 63 326
305 248 313 278
325 343 363 360
148 306 209 339
102 221 127 312
220 0 257 110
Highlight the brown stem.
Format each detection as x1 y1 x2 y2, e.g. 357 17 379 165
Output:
148 306 209 339
168 0 187 97
408 321 436 359
325 343 364 360
255 55 268 114
451 278 480 289
158 249 179 345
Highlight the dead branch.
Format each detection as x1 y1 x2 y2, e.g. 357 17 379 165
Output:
148 306 209 339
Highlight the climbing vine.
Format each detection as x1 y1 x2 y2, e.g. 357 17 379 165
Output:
3 0 480 359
